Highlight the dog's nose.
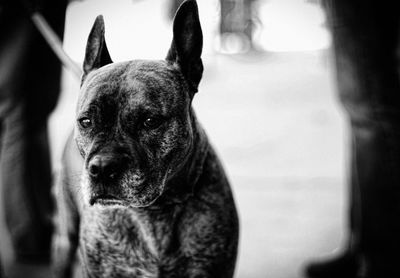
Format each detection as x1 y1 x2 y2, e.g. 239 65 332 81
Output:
88 154 124 181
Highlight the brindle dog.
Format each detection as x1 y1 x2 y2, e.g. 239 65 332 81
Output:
52 1 239 277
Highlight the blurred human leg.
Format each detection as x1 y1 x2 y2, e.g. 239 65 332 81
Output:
1 103 53 263
0 0 67 269
306 1 400 277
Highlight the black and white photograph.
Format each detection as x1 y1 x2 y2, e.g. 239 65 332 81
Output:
0 0 399 277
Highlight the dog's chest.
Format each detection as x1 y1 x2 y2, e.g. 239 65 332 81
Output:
80 207 184 278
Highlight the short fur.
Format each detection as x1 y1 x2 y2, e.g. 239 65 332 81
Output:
52 1 239 277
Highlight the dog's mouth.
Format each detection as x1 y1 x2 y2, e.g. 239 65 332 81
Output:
86 172 165 208
89 194 124 206
88 182 148 207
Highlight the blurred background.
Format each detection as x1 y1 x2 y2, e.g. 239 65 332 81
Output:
1 0 349 277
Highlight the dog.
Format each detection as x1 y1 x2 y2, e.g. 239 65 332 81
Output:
52 1 239 277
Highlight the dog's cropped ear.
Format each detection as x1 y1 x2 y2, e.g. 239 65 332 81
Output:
166 0 203 94
82 15 113 83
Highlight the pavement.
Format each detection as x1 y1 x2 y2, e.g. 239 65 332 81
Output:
194 51 349 278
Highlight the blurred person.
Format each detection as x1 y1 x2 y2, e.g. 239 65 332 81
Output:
0 0 67 276
168 0 257 53
306 1 400 277
219 0 256 53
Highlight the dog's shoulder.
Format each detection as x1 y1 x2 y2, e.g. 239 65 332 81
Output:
58 130 83 202
194 144 233 204
53 129 83 229
177 144 238 254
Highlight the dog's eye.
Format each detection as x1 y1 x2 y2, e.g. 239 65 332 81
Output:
78 117 92 129
143 117 162 129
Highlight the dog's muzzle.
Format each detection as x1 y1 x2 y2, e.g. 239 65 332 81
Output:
86 152 130 205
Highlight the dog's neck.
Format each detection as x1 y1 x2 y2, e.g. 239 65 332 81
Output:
147 109 209 209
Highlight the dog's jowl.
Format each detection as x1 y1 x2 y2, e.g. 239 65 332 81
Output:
52 1 239 277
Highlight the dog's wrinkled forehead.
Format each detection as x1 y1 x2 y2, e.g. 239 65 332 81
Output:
79 60 189 113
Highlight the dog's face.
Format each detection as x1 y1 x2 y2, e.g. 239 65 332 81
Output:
75 0 203 208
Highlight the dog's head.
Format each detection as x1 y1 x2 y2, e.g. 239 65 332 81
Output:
75 0 203 208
